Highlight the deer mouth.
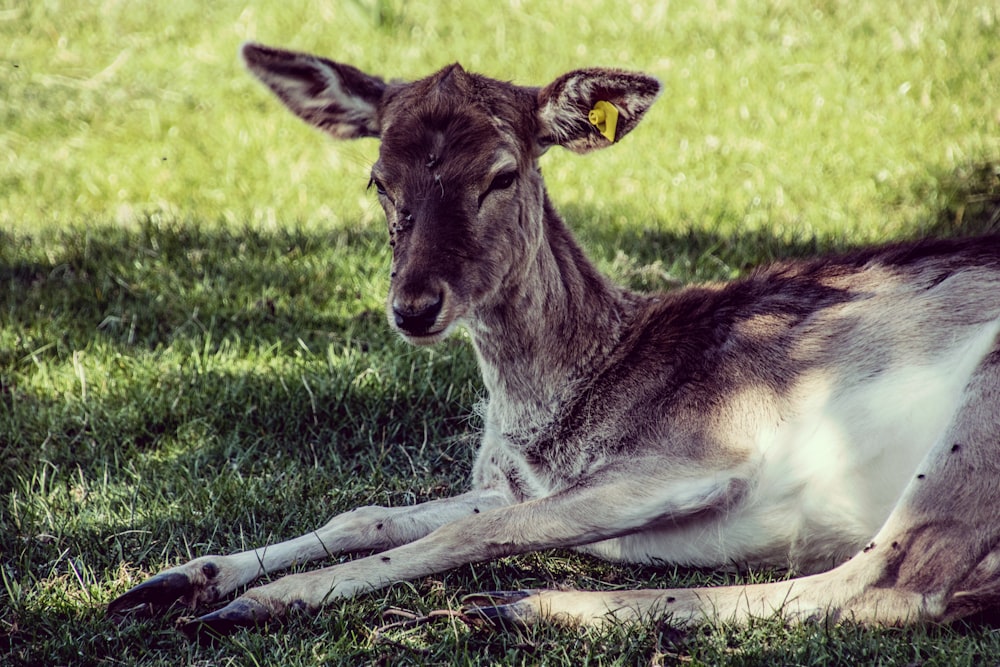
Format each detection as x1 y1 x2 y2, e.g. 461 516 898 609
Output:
395 317 462 346
388 297 462 345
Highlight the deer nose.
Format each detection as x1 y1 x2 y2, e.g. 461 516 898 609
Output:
392 294 444 336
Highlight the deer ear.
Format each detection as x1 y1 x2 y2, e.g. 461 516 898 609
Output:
536 68 661 153
241 42 387 140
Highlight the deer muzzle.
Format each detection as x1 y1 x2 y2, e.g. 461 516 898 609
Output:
392 292 445 337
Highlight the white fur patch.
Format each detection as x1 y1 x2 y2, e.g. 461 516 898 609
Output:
581 316 1000 571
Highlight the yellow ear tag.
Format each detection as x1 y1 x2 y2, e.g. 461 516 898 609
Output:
588 100 619 143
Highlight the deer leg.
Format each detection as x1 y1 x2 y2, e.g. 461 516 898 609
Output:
107 488 509 618
466 346 1000 629
182 467 748 633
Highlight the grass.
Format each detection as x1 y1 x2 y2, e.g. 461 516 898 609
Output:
2 0 1000 665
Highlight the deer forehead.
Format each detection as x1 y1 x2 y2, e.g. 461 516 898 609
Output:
376 116 521 190
376 66 536 184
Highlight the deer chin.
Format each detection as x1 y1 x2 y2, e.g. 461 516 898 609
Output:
390 307 464 346
396 325 454 346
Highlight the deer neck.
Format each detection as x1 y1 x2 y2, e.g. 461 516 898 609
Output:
467 198 636 427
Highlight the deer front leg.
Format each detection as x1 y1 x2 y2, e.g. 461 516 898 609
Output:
107 488 509 619
182 467 748 634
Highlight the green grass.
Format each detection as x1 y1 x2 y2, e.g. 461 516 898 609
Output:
3 0 1000 665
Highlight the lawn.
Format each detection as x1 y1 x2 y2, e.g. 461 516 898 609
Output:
3 0 1000 665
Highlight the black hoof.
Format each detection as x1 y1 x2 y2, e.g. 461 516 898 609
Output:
182 597 273 639
462 590 536 629
107 572 194 618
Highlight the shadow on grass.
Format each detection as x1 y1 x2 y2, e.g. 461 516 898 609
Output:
0 218 392 356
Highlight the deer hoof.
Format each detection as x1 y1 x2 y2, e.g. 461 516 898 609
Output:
183 597 273 638
462 590 538 628
107 572 194 618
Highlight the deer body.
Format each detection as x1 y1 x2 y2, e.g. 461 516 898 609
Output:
473 241 1000 574
108 43 1000 634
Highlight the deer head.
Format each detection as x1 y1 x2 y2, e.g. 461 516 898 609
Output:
242 43 660 344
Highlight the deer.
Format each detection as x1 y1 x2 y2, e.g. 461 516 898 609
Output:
108 42 1000 636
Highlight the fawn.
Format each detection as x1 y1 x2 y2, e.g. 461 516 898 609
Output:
109 42 1000 634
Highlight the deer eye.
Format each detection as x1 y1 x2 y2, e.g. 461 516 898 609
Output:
368 176 387 197
489 171 517 193
478 171 517 208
